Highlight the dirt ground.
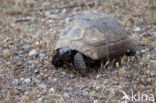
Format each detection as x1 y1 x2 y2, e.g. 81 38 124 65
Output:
0 0 156 103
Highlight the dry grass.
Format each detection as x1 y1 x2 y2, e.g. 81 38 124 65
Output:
0 0 156 103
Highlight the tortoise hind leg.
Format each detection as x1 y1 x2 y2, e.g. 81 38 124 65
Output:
74 53 87 76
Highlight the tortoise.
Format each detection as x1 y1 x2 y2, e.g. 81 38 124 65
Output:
51 12 136 75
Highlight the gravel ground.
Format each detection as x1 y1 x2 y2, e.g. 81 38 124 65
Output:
0 0 156 103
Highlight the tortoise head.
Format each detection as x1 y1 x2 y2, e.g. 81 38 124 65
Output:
51 48 73 67
59 48 73 61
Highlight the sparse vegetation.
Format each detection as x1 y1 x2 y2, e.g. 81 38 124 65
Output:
0 0 156 103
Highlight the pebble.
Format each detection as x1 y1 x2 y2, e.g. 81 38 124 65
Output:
24 78 31 83
62 8 67 14
141 50 146 53
49 88 55 93
34 69 39 73
83 87 91 92
39 53 46 58
65 17 70 24
53 78 57 82
96 74 101 78
37 64 42 68
27 71 34 76
42 1 49 6
2 49 10 58
48 19 54 23
35 41 44 46
134 26 141 32
48 14 59 19
22 45 30 50
67 87 73 91
38 84 47 89
154 32 156 37
63 92 70 98
94 86 101 91
150 60 156 67
93 100 99 103
16 86 26 93
29 49 37 56
12 79 22 85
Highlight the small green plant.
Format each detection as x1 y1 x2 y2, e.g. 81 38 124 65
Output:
7 5 20 15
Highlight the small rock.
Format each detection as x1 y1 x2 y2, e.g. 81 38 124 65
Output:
27 71 34 76
34 69 40 74
67 87 73 91
37 64 42 67
16 86 26 93
94 86 101 91
29 49 37 56
48 14 58 19
154 32 156 37
150 60 156 67
20 78 24 81
49 88 55 93
96 74 101 78
2 49 11 58
62 8 67 14
38 97 43 101
22 45 30 50
35 41 39 45
65 17 70 24
38 84 46 89
134 26 141 32
93 100 99 103
48 19 54 23
83 87 91 92
24 78 31 83
53 78 57 82
63 92 70 98
39 53 46 58
12 79 22 85
42 2 49 6
35 41 44 46
141 50 146 53
69 74 76 78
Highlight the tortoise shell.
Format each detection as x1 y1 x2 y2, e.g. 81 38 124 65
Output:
54 12 134 60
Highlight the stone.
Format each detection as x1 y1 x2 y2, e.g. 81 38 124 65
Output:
38 84 46 89
24 78 31 83
29 49 37 56
49 88 54 93
150 60 156 67
22 45 30 50
16 86 26 93
63 92 70 98
134 26 141 32
39 53 46 58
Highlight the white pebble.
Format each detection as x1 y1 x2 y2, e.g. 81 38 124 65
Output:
49 88 55 93
150 60 156 67
39 53 46 58
62 8 67 14
29 49 37 56
63 92 70 98
134 27 141 32
38 84 46 89
24 78 31 83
